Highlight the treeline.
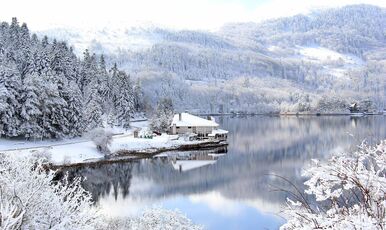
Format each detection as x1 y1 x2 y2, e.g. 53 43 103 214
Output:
0 18 142 139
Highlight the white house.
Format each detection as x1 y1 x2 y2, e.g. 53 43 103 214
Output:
170 113 228 141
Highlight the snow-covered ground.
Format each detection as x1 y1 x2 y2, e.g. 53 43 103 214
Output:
298 46 363 65
1 133 203 165
0 120 204 165
297 46 364 80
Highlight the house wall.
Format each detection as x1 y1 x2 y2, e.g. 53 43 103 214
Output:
172 126 215 135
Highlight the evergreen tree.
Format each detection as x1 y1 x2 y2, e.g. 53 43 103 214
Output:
83 77 104 131
20 73 44 139
40 72 68 138
113 71 134 129
0 61 22 137
65 81 84 137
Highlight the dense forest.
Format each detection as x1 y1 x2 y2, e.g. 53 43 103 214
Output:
0 18 142 139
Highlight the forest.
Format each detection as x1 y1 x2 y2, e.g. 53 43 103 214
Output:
0 18 142 139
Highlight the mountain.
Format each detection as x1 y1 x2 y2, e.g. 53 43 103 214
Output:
37 4 386 114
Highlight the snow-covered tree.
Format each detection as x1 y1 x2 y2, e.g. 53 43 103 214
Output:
0 18 143 138
19 73 44 138
281 141 386 229
0 154 103 229
113 70 134 129
65 81 85 137
0 62 22 137
150 98 174 133
83 82 104 131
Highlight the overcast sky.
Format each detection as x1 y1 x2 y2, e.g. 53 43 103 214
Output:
1 0 386 31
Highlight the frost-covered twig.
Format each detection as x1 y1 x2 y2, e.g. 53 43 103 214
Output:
281 140 386 230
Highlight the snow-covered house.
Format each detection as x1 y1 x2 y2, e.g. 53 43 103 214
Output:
170 113 228 141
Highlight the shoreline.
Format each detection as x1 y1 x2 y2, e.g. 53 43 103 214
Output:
194 112 385 117
50 140 228 169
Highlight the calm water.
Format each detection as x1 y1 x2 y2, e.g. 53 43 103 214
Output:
68 115 386 230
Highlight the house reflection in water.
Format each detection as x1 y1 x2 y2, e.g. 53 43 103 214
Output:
154 147 228 172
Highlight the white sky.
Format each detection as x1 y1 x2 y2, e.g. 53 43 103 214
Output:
1 0 386 31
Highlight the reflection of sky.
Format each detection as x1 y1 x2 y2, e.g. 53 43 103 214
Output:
99 188 284 230
163 195 284 230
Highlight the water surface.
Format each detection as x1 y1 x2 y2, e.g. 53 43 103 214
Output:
68 115 386 229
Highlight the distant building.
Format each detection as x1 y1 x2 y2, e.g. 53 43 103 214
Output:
170 113 228 141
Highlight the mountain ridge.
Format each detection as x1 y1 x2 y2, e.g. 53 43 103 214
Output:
35 4 386 113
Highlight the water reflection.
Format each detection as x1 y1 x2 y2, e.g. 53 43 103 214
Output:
65 116 386 229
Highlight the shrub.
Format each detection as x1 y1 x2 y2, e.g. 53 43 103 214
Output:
86 128 113 154
281 141 386 229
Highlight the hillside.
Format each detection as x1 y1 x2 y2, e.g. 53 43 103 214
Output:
37 4 386 114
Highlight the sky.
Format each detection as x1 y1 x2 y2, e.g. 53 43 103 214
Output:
1 0 386 31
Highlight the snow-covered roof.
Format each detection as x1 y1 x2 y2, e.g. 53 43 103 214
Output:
208 129 229 137
171 113 219 127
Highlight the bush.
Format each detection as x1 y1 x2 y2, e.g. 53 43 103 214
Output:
103 208 203 230
0 154 102 229
86 128 113 154
281 141 386 229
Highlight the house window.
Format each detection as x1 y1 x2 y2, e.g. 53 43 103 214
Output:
176 127 180 129
188 126 192 129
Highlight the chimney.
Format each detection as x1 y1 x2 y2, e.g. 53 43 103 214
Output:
179 113 182 121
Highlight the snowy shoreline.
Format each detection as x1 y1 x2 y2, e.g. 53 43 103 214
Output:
53 140 228 168
1 132 227 167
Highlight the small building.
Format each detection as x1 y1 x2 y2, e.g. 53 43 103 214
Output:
170 113 228 140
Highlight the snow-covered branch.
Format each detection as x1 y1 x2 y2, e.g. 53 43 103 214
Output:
281 141 386 229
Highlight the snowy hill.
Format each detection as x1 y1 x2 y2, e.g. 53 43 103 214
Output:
36 4 386 113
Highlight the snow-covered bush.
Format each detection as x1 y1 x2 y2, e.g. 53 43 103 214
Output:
0 154 103 229
281 141 386 229
103 208 203 230
86 128 113 154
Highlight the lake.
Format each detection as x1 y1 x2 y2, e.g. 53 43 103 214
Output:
67 115 386 230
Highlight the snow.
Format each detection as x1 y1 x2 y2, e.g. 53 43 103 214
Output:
208 128 228 137
109 134 202 153
0 126 207 165
171 113 219 127
298 46 363 65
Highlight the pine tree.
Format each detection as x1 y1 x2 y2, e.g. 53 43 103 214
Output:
0 61 22 137
83 78 104 131
65 81 84 136
113 71 134 129
20 73 44 139
40 72 68 138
